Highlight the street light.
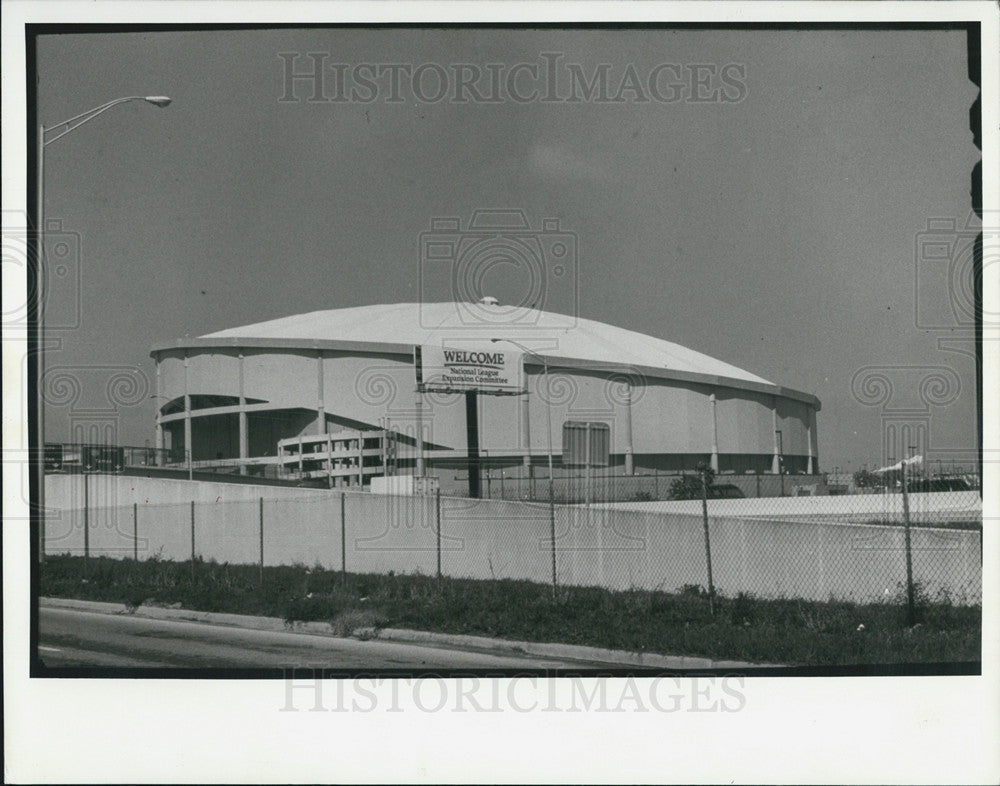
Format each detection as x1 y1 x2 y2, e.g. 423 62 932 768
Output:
492 338 557 595
37 95 172 561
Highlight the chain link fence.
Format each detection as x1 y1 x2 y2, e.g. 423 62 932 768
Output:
43 474 982 611
443 465 981 503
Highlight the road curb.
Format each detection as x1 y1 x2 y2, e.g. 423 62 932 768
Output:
40 596 340 637
363 627 768 670
40 597 773 670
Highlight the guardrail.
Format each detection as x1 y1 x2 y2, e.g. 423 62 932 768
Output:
44 442 187 473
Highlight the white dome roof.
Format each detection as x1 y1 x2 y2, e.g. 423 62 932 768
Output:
202 302 772 386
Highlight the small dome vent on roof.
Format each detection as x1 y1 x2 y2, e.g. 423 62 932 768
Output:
478 296 499 306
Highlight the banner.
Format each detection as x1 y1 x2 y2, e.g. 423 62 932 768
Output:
416 344 524 395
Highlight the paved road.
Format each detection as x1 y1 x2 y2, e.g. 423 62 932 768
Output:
38 607 587 669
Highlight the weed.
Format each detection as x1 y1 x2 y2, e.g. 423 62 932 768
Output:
729 592 755 626
39 555 981 666
122 592 146 614
330 609 388 638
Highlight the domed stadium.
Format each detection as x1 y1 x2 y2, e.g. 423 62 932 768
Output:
150 300 820 491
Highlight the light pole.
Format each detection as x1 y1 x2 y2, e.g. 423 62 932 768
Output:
37 95 172 561
493 338 557 596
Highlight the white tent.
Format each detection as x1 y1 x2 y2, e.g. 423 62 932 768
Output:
873 455 923 474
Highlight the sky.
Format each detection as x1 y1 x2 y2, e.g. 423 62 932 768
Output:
35 26 981 472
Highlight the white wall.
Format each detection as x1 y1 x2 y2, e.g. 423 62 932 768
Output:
592 491 983 521
45 473 327 510
44 489 982 606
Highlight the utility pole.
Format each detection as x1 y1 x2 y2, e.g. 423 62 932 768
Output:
902 446 917 625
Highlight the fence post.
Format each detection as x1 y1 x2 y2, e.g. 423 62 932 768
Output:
700 470 716 617
340 491 346 582
901 467 916 626
549 491 558 600
133 502 138 561
190 500 196 580
258 497 264 587
83 470 90 571
435 488 442 579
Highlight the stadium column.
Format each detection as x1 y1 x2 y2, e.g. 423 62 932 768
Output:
326 432 333 488
415 390 425 476
522 381 532 484
183 352 192 468
357 430 364 487
771 401 781 474
154 355 163 462
709 392 719 473
466 391 481 498
238 351 248 475
806 411 814 474
316 350 326 436
625 381 635 475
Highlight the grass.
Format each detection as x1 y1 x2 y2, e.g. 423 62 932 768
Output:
40 555 981 667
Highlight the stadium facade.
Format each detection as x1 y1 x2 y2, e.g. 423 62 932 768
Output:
150 301 820 486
